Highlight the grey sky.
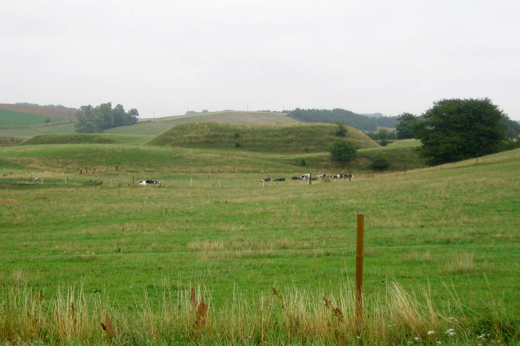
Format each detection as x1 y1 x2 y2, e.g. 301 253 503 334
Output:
1 0 519 120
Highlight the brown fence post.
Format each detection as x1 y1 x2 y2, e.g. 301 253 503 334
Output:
356 214 365 329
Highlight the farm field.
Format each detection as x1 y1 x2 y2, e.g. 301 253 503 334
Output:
0 137 519 345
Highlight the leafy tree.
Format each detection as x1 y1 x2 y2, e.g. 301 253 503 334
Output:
413 98 508 165
335 121 348 137
112 104 126 127
75 105 101 133
95 102 114 130
395 112 418 139
329 140 357 165
377 129 389 140
126 108 139 125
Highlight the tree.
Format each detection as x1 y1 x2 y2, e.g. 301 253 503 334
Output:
395 112 418 139
377 129 389 140
335 121 348 137
75 105 101 133
329 140 357 165
112 104 126 127
413 98 508 165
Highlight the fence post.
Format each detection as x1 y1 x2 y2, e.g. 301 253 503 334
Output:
356 214 365 329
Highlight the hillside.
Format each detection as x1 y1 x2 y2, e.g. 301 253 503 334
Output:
147 122 379 153
287 108 397 131
21 133 152 146
0 103 77 120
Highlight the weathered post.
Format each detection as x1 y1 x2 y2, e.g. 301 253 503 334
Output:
356 214 365 328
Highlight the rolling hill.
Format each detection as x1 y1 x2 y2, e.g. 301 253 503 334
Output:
147 122 379 153
0 103 76 121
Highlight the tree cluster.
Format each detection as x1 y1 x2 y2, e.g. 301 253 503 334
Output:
75 103 139 133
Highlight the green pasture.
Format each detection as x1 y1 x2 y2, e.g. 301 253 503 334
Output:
0 138 519 344
22 134 153 146
0 141 519 312
0 109 65 127
0 122 76 139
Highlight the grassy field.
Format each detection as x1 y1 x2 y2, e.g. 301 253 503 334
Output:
0 122 77 139
0 136 519 344
0 109 68 127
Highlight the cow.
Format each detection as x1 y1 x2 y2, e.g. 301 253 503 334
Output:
260 177 271 183
316 174 327 178
300 174 310 180
140 180 162 186
292 176 303 180
273 178 285 182
332 174 354 180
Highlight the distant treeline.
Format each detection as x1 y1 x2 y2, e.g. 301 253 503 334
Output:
15 102 69 109
75 102 138 133
286 108 397 131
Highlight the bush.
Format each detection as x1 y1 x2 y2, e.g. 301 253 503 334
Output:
369 156 390 171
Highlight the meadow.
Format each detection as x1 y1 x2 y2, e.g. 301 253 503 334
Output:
0 134 519 345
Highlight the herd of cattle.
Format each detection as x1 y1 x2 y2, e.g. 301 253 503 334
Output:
138 174 353 187
261 173 353 183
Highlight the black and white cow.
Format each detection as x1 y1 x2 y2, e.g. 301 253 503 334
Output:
260 177 271 183
140 180 162 186
273 178 285 182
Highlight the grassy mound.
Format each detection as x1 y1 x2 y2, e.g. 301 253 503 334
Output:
147 122 379 153
106 111 298 135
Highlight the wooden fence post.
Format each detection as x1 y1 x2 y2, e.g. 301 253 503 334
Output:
356 214 365 328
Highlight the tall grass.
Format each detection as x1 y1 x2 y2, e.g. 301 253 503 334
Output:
1 282 516 345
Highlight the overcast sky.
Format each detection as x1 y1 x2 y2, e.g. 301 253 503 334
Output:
1 0 519 120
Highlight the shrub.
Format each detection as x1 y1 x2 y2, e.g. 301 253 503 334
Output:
369 156 390 171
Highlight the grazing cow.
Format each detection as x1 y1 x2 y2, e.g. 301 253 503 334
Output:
300 174 310 180
140 180 162 186
260 177 271 183
332 174 354 180
292 176 303 180
316 173 327 178
273 178 285 182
